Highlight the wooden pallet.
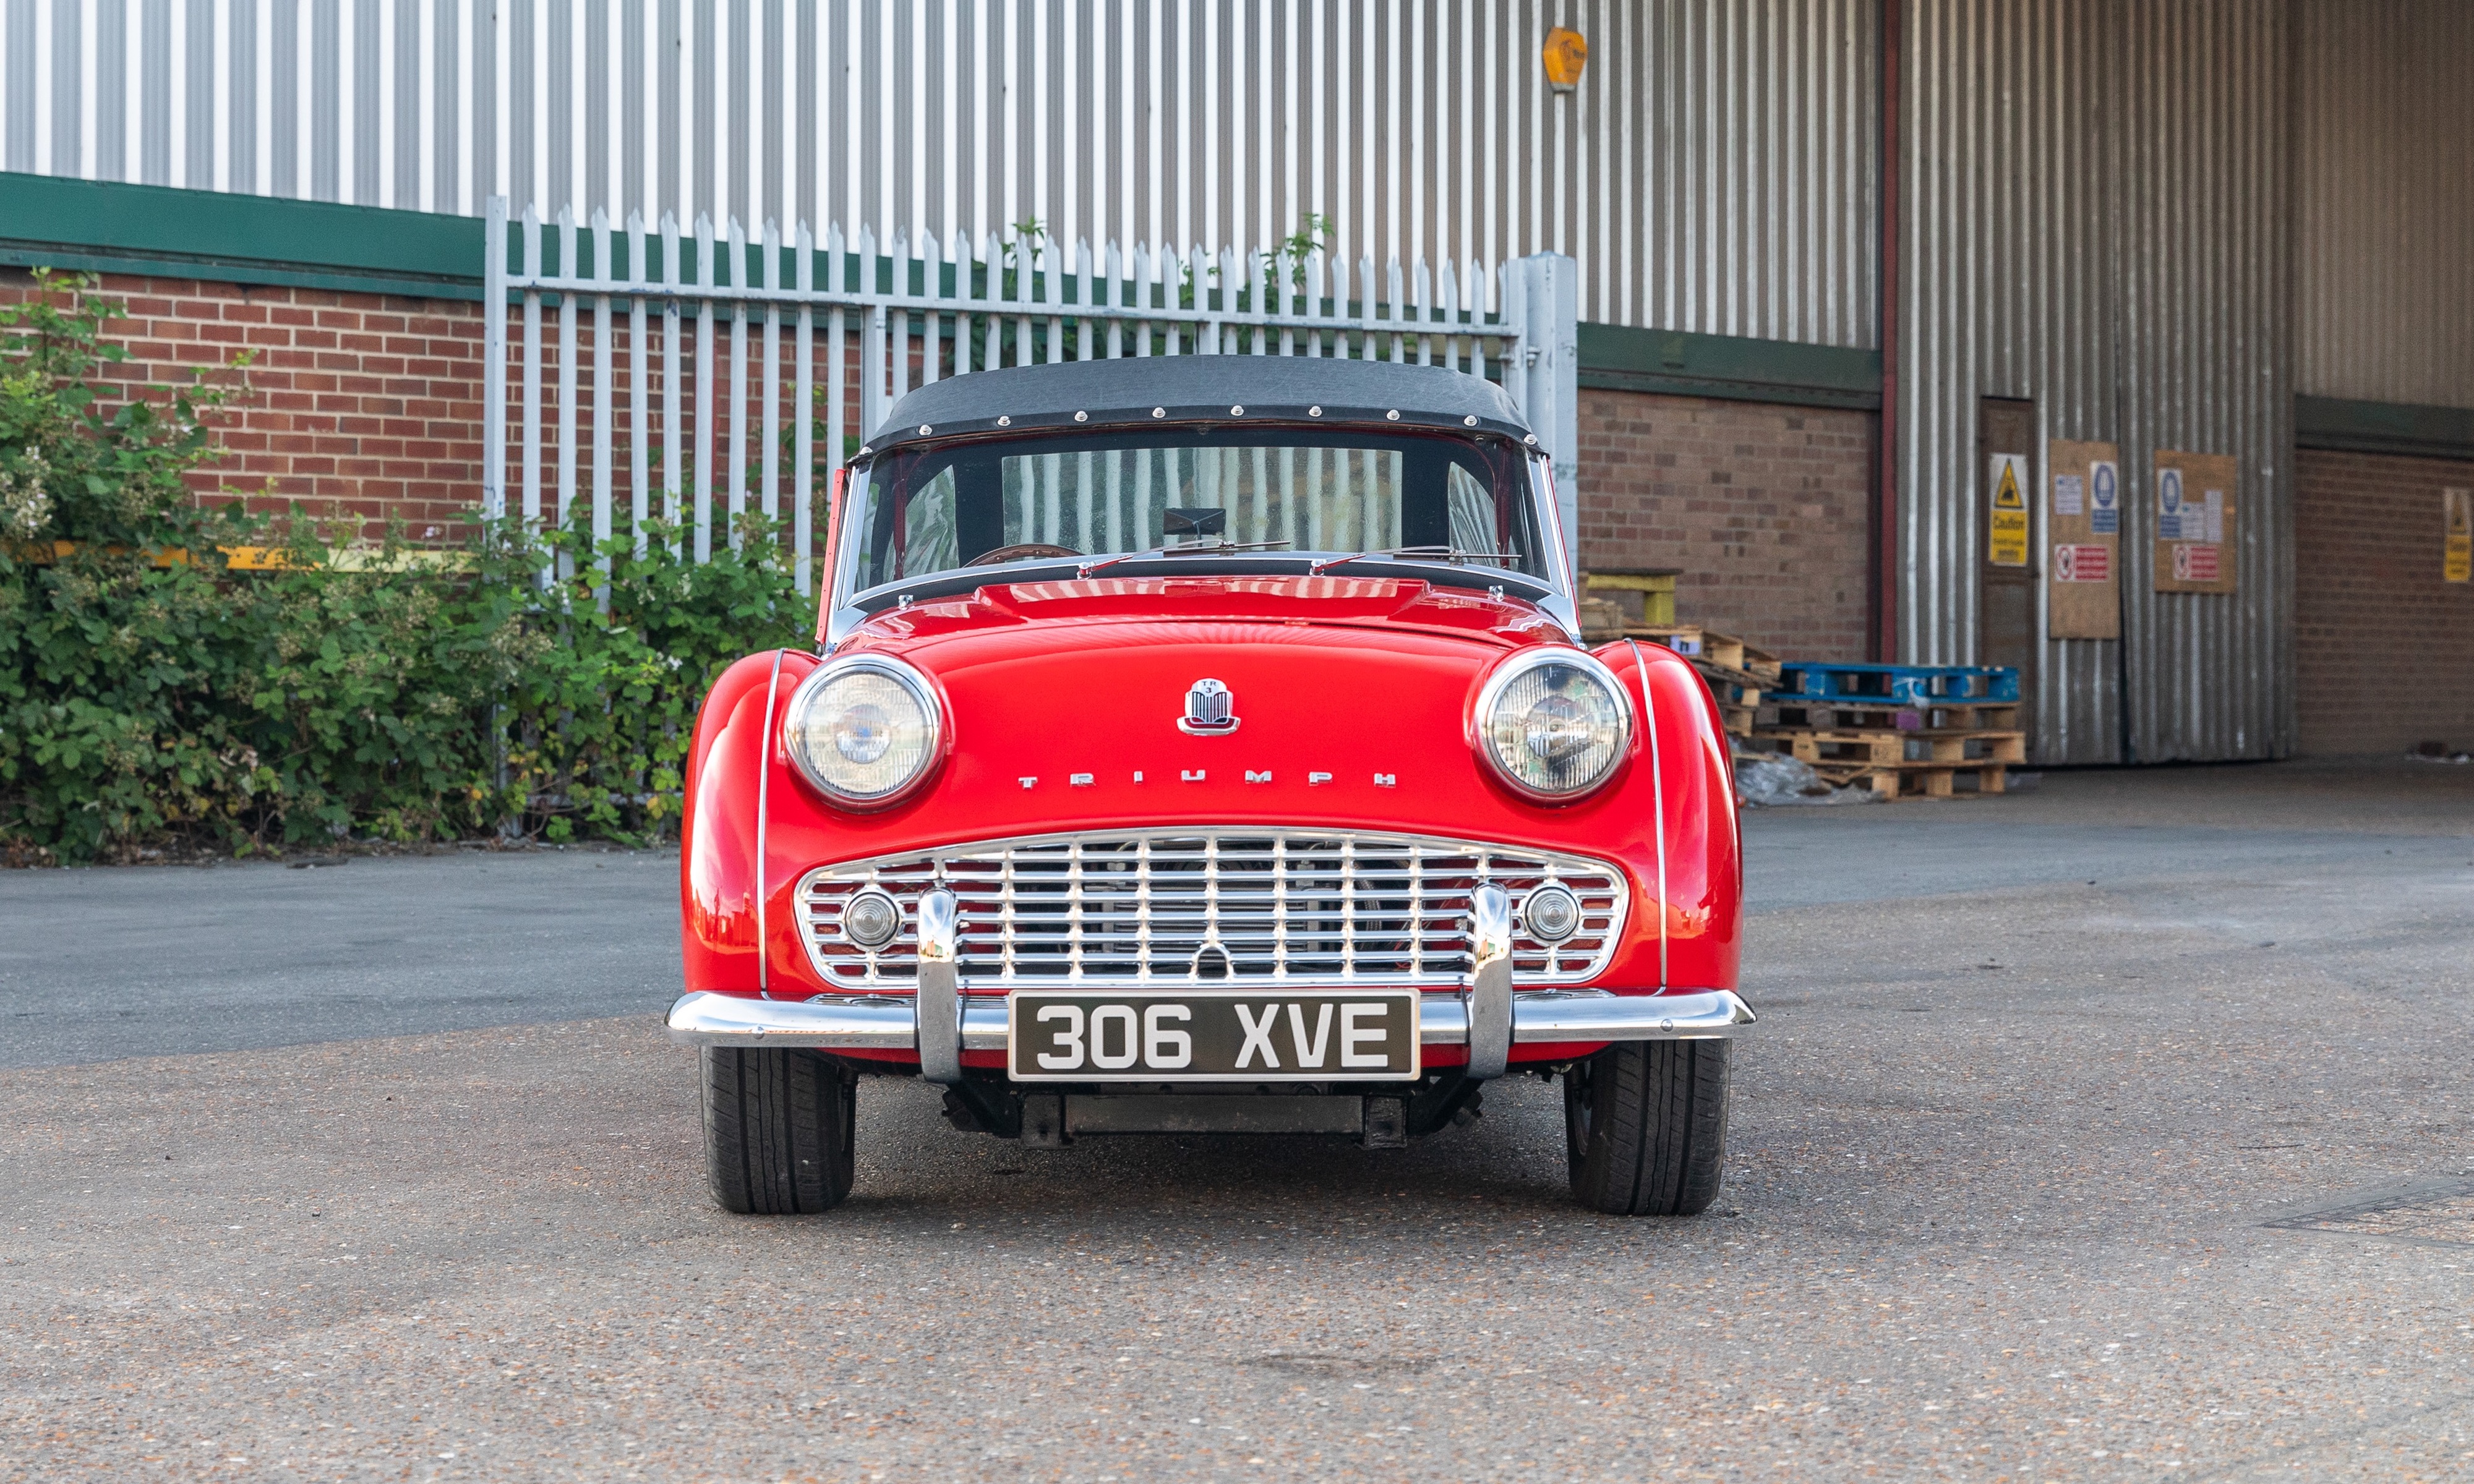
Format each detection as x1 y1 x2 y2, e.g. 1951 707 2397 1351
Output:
1693 660 1768 739
1754 728 1906 767
1753 727 2023 768
1629 625 1783 681
1765 699 2022 733
1577 595 1630 643
1809 759 2011 800
1776 660 2018 706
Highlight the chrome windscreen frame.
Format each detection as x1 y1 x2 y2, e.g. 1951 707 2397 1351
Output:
820 451 1583 649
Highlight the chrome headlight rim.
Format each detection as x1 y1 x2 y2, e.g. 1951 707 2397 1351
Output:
781 653 948 811
1470 647 1635 803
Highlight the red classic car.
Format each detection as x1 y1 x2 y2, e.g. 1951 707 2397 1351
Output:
669 356 1750 1216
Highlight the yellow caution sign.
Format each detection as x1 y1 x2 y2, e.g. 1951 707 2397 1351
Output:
2447 487 2472 584
1988 453 2030 567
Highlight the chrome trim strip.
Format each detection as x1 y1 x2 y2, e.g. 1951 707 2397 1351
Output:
1464 882 1514 1079
1625 639 1670 989
914 887 963 1082
669 987 1755 1050
754 648 787 998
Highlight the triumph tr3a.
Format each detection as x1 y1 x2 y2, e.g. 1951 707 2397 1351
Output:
668 356 1751 1216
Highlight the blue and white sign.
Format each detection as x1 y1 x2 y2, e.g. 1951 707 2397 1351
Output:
2090 460 2120 535
2157 466 2184 540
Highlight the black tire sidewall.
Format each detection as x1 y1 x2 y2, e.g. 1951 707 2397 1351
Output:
1563 1039 1732 1217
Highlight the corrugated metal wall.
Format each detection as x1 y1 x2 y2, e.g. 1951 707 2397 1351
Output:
0 0 1880 345
1898 0 2293 764
2292 0 2474 408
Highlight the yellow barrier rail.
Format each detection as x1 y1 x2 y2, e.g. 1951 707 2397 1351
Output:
8 540 474 573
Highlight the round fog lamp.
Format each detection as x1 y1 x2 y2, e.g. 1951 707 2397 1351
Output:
1522 884 1583 943
842 889 903 949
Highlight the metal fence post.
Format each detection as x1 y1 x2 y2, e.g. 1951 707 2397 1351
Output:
1520 252 1582 579
482 197 507 523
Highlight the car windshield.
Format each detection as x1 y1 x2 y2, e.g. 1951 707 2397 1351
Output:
844 427 1548 595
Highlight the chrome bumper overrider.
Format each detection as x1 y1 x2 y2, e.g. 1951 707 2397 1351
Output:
667 986 1755 1059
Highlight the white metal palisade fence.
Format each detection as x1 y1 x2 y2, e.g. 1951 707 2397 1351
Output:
479 196 1579 595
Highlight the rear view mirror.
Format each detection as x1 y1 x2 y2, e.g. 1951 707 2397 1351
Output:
1162 507 1227 538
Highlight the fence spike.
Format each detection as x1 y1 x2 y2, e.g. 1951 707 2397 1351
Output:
794 217 815 595
920 231 943 385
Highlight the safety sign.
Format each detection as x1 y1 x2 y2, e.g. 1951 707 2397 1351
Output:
2157 467 2185 540
2055 544 2111 583
2090 461 2120 534
2153 451 2238 594
2052 474 2084 518
1988 453 2030 568
2448 487 2471 584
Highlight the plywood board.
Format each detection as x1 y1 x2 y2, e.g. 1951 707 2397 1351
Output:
2152 450 2239 594
2046 439 2121 639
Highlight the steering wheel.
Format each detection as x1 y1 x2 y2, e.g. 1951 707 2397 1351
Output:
965 542 1083 567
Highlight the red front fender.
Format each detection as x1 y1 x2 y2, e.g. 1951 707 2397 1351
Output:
679 650 790 992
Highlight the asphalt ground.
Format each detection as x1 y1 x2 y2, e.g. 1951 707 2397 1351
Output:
3 757 2471 1480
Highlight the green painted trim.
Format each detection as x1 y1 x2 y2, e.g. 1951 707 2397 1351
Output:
1577 322 1882 411
1 175 1891 419
2295 394 2474 463
0 171 482 299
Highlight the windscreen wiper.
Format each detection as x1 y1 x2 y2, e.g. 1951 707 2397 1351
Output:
1076 539 1293 579
1309 545 1523 576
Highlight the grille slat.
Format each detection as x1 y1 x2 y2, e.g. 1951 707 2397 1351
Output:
797 828 1625 988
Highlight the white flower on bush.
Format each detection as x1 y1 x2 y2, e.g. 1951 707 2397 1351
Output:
1 447 51 539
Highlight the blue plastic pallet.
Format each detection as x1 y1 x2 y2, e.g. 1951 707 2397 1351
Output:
1777 662 2021 706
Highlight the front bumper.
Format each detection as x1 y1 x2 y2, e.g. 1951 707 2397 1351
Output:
666 986 1755 1057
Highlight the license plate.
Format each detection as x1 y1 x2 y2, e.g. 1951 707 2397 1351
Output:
1005 989 1422 1083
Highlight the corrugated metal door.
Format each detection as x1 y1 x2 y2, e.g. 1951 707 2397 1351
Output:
1898 0 2292 764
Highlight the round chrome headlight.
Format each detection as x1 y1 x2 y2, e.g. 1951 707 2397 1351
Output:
1473 649 1632 800
782 655 944 808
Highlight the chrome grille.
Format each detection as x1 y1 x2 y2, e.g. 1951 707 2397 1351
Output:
794 828 1627 989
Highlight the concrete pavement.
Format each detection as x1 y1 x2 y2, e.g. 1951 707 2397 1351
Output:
2 758 2470 1480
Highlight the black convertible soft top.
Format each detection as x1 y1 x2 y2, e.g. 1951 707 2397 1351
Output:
862 356 1538 459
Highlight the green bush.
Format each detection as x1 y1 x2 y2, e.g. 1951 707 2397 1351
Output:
0 271 813 864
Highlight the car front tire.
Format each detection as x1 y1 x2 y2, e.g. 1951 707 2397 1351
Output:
701 1047 857 1214
1564 1039 1731 1216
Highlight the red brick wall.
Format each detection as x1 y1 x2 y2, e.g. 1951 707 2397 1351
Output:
1575 388 1875 662
2294 447 2474 755
0 268 489 542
